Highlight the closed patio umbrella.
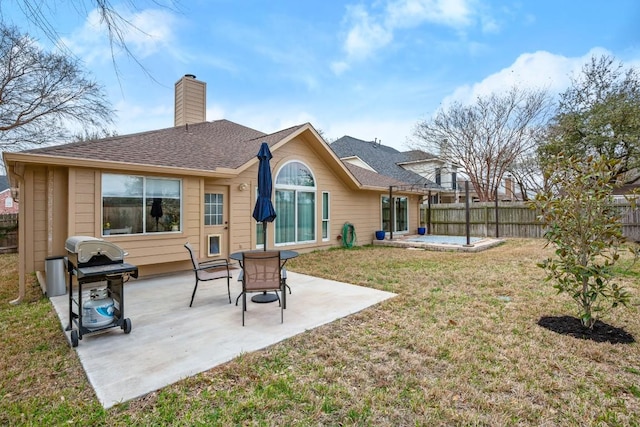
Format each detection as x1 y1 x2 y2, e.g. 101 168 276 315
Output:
252 142 277 250
251 142 278 303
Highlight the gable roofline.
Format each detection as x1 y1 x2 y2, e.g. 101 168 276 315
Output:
340 155 376 172
246 123 362 191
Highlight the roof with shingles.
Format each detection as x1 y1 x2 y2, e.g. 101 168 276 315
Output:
23 120 304 171
12 120 428 192
343 163 409 188
330 135 440 188
396 150 438 163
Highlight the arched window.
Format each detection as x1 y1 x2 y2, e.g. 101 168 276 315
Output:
274 161 316 244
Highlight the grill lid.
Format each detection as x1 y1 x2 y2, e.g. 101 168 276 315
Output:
65 236 126 264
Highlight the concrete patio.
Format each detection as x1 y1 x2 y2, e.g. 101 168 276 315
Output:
49 269 395 408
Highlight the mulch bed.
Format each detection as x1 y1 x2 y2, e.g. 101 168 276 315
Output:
538 315 635 344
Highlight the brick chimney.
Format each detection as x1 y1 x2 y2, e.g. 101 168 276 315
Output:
174 74 206 127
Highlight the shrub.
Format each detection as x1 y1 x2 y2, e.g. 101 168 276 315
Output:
530 154 637 328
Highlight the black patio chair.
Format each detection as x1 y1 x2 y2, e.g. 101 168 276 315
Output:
184 242 232 307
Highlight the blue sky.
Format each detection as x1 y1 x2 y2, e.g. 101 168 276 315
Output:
3 0 640 150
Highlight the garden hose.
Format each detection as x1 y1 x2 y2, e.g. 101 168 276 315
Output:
342 223 356 248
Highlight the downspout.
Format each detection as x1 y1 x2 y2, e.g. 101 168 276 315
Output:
427 190 431 235
10 164 25 305
389 186 394 240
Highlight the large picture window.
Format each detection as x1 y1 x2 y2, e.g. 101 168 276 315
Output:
102 174 181 235
275 161 316 245
381 196 408 233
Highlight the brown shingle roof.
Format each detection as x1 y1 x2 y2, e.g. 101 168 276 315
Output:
24 119 305 171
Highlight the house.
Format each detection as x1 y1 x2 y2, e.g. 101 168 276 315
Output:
331 136 523 203
2 75 426 303
330 136 457 203
0 176 19 214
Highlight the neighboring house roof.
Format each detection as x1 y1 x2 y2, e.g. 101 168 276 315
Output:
395 150 438 164
330 136 441 189
344 163 410 189
0 176 8 191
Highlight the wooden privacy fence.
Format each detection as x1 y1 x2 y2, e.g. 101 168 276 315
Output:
0 213 18 253
421 200 640 242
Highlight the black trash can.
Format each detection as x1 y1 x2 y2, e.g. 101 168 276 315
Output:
45 256 67 297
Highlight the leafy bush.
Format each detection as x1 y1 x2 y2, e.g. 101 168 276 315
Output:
530 154 637 328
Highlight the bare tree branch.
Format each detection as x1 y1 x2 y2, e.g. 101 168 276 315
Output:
0 24 114 151
1 0 180 83
412 87 553 201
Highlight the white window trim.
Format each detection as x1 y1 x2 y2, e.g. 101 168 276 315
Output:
274 160 317 246
322 191 330 241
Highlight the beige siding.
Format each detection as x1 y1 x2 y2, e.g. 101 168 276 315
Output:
50 167 69 260
32 168 47 272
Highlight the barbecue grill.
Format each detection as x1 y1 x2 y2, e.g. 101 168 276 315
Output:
65 236 138 347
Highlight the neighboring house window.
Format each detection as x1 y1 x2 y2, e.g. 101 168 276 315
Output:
322 192 330 241
275 161 316 245
204 193 223 225
381 196 408 233
102 173 181 235
5 197 13 208
435 168 441 185
451 172 457 190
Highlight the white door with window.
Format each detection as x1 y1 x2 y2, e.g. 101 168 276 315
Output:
204 186 229 258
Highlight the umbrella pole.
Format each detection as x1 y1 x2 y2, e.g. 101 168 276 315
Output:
263 223 267 251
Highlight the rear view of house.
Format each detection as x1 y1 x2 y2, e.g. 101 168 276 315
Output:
3 75 427 303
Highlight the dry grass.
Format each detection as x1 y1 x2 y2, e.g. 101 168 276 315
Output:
1 239 639 426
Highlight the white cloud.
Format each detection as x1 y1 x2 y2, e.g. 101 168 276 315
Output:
120 9 178 57
60 7 178 64
443 47 614 106
342 4 393 61
333 0 477 73
330 61 350 75
386 0 473 29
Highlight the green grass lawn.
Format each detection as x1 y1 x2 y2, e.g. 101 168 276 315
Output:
1 239 639 426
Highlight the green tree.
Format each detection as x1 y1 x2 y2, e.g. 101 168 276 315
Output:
531 154 637 328
541 55 640 183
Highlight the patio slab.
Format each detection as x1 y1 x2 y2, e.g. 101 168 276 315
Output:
49 270 395 408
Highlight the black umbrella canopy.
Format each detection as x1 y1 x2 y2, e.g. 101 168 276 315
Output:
252 142 277 249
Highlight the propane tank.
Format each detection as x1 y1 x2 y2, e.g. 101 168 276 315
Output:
83 288 114 329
